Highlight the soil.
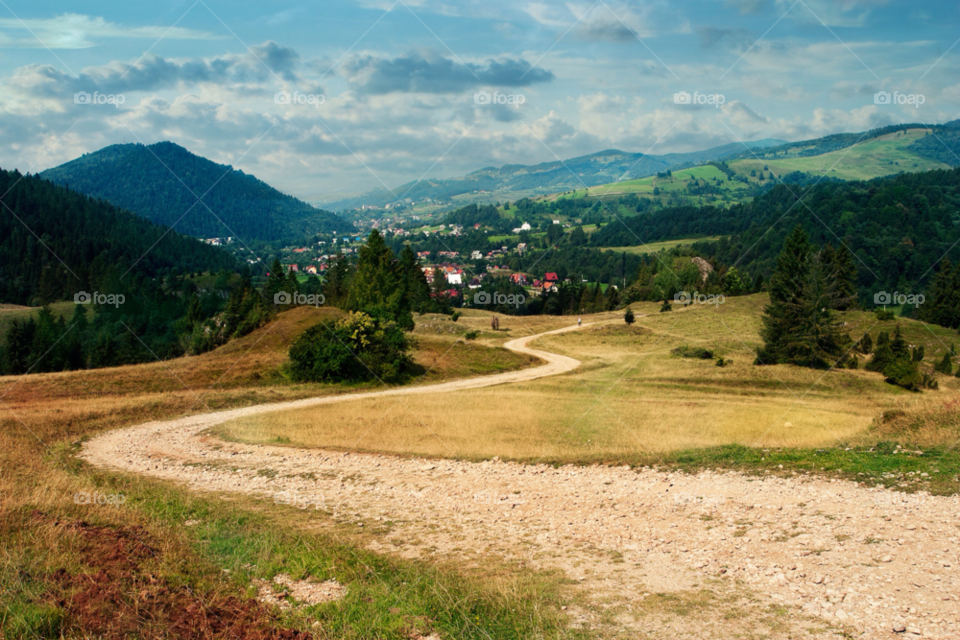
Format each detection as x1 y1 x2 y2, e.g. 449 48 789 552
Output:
35 512 311 639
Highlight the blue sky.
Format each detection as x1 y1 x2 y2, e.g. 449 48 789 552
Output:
0 0 958 202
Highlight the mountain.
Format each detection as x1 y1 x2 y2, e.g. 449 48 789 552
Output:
0 167 235 305
41 142 355 242
325 140 786 211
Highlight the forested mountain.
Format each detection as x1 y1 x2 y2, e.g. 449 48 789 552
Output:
327 140 784 211
590 167 960 300
41 142 355 242
0 167 235 305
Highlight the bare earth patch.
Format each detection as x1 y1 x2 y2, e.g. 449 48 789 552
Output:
81 324 960 639
253 574 346 610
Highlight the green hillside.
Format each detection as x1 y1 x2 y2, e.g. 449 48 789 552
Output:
729 128 950 181
41 142 355 242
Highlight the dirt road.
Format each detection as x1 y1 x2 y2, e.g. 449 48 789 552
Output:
82 323 960 639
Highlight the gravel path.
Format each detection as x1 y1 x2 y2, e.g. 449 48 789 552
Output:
81 323 960 639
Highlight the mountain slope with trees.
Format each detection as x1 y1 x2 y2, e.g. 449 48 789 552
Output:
0 167 235 305
41 142 355 242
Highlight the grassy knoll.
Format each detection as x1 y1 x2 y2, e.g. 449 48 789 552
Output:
219 296 960 494
0 305 564 639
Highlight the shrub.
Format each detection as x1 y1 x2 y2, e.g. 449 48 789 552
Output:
624 308 635 324
451 311 462 322
875 309 895 321
936 352 953 375
288 311 411 383
464 330 480 340
672 345 714 359
659 300 672 313
855 333 872 354
715 357 731 367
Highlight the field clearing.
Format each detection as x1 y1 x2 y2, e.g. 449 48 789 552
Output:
217 296 957 463
598 236 724 255
0 304 573 639
730 129 950 181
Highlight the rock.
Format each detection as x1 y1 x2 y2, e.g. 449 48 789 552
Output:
906 626 921 636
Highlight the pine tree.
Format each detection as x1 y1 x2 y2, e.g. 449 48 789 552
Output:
624 307 635 324
347 230 412 330
936 352 953 375
757 225 811 364
399 245 431 315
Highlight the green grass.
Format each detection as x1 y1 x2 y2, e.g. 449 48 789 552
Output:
121 478 583 639
0 301 77 337
598 236 725 255
730 129 950 182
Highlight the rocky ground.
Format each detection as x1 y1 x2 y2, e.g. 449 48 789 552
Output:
81 325 960 639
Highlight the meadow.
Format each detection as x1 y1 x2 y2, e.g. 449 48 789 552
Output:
215 296 960 495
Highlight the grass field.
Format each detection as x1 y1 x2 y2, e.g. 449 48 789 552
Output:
0 305 568 639
729 129 950 181
598 236 725 255
216 296 960 494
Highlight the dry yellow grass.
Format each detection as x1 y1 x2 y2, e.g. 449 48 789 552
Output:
218 296 957 462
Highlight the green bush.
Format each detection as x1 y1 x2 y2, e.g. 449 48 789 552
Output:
464 330 480 340
624 307 635 324
288 311 411 383
875 309 895 321
671 345 714 359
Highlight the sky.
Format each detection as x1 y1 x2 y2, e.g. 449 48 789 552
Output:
0 0 958 203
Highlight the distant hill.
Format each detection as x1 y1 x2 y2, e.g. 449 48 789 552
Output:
0 167 235 305
727 122 960 179
325 140 786 211
588 166 960 299
41 142 355 242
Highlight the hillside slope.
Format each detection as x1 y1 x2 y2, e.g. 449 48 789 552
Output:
326 140 785 211
41 142 355 242
0 167 234 305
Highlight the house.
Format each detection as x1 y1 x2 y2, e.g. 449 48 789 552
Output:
305 265 318 275
468 277 482 289
286 264 299 273
517 243 527 254
446 270 463 285
510 273 528 286
470 250 483 260
544 272 559 283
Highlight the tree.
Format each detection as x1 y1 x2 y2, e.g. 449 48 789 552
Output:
757 226 853 367
399 245 431 314
936 352 953 375
624 307 635 324
346 230 413 330
288 312 411 383
660 300 672 313
757 225 811 364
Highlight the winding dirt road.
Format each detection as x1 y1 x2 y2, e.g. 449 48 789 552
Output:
82 323 960 640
